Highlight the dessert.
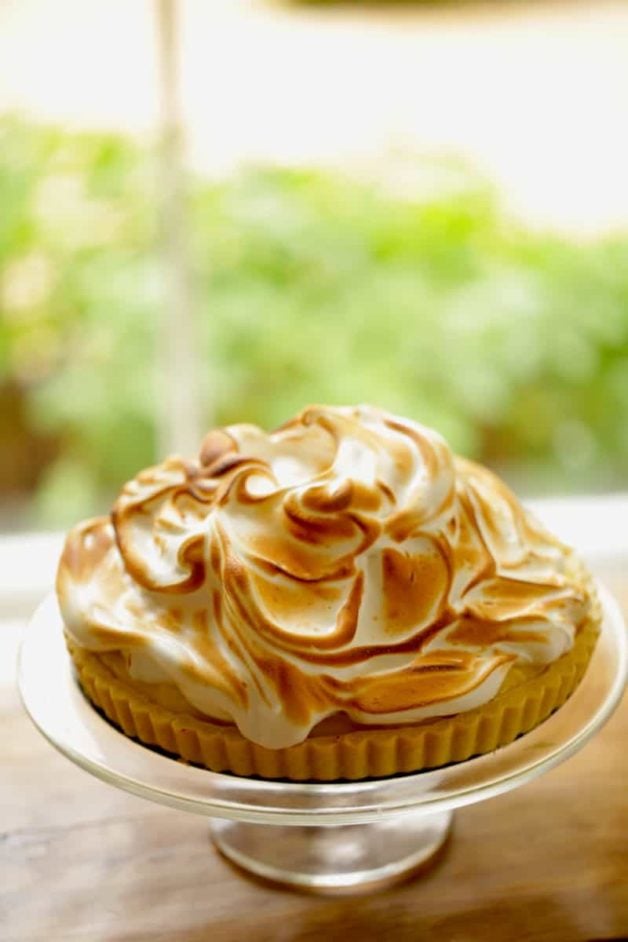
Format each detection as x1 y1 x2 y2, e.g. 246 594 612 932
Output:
57 405 600 780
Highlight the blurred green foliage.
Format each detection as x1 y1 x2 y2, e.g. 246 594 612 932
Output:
1 115 628 527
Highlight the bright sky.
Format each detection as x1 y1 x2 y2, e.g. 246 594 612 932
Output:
1 0 628 234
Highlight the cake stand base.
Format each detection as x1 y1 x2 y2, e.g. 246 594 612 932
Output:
210 809 453 892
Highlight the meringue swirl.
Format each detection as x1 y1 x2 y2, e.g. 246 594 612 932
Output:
57 405 592 749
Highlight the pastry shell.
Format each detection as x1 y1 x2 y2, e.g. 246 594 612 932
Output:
66 609 600 782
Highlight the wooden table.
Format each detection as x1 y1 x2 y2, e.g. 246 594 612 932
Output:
2 564 627 942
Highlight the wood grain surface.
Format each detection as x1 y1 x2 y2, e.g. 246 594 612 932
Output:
2 565 627 942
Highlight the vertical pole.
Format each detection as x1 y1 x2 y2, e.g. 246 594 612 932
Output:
155 0 203 458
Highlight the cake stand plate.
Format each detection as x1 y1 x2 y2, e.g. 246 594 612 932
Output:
19 587 627 893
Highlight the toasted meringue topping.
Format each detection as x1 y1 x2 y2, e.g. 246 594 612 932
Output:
57 405 593 749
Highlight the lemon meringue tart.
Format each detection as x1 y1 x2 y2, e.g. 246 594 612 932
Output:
57 405 600 781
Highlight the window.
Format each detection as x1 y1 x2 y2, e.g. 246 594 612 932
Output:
2 0 628 534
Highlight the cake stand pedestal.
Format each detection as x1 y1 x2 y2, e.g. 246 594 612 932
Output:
209 809 453 891
19 588 626 893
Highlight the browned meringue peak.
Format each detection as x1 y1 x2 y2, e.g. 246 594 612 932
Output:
57 405 593 749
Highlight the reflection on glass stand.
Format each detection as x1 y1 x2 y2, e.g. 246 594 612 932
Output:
19 589 626 893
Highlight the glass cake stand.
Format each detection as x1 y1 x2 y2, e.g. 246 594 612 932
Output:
19 586 627 893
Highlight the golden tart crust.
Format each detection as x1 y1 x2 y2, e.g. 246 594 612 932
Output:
66 607 600 782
